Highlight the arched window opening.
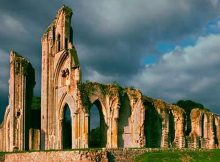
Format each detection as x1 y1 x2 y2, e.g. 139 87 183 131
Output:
89 100 107 148
65 38 68 49
213 117 218 146
118 94 132 147
168 110 175 147
201 115 204 138
52 27 55 43
57 34 61 51
144 101 162 148
62 104 72 149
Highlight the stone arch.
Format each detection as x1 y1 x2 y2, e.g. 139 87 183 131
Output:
62 104 72 149
144 102 162 148
88 99 107 148
88 95 107 120
168 110 175 147
57 93 76 149
118 93 132 147
54 51 69 87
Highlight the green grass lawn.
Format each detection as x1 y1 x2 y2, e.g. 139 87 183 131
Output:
135 149 220 162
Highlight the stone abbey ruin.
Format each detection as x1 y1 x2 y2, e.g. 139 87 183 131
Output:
0 6 220 152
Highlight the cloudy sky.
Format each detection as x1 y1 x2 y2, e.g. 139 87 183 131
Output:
0 0 220 122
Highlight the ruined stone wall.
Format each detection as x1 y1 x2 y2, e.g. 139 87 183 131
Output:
0 51 35 152
80 83 123 148
41 6 82 150
38 5 220 151
188 109 220 149
80 83 145 148
125 89 145 147
2 5 220 154
4 150 108 162
169 104 185 148
152 100 170 148
214 115 220 148
40 6 146 150
144 98 220 149
144 99 185 149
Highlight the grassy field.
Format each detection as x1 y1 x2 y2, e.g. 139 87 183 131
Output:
134 149 220 162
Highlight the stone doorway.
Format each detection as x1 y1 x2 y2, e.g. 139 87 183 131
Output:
62 104 72 149
89 100 107 148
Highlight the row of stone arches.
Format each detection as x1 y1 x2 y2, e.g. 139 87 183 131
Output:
60 97 177 149
59 95 135 149
144 107 176 148
144 100 220 149
61 100 109 149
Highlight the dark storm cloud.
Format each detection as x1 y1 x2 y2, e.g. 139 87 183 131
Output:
0 0 220 122
70 0 220 80
0 0 66 121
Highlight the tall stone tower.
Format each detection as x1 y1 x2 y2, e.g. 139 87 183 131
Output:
41 5 81 150
8 51 35 151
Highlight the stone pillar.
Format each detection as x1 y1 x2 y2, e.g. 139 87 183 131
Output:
170 105 185 148
58 118 62 149
161 110 169 148
84 113 89 148
106 117 111 148
111 118 118 148
7 51 35 151
29 128 40 150
215 115 220 148
153 100 169 148
125 89 145 148
207 113 215 149
189 109 203 148
73 113 78 148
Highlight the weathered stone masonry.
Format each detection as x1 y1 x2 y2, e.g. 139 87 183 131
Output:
0 5 220 152
0 52 35 151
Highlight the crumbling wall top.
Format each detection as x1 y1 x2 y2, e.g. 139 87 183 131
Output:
10 51 29 64
42 5 73 40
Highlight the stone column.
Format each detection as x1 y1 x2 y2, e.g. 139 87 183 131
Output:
215 116 220 148
111 117 118 148
106 117 111 148
207 113 215 149
58 118 63 149
73 113 78 148
190 109 203 148
170 105 185 148
84 113 89 148
161 111 169 148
